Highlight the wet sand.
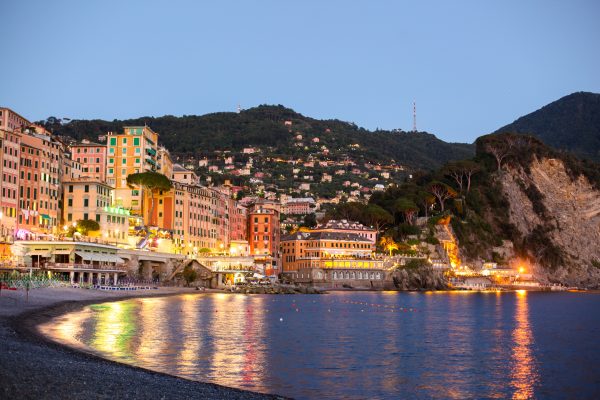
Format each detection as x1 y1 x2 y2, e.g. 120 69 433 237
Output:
0 287 285 399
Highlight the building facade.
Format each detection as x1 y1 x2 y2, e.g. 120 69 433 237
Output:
248 207 280 276
62 178 129 244
70 140 107 182
106 126 159 215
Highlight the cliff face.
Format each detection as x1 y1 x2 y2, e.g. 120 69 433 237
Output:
500 157 600 287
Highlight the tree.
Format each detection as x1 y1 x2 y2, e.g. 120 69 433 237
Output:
301 213 317 228
75 219 100 236
428 181 457 212
182 264 197 287
127 171 172 226
364 204 393 234
443 160 481 194
379 236 399 256
395 197 418 225
484 136 514 171
416 190 436 219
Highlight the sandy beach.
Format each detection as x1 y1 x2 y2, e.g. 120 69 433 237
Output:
0 286 285 399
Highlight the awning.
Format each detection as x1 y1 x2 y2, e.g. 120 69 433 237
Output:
53 249 73 255
75 251 96 261
28 250 51 257
84 253 125 263
40 214 51 220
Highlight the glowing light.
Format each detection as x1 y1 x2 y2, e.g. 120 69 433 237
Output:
519 267 525 274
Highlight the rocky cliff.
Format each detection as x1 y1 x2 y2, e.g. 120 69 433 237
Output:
500 157 600 287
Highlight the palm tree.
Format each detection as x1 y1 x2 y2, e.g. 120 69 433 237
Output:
379 236 399 256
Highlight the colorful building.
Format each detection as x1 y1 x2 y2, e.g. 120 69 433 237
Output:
313 219 377 244
17 127 64 238
106 126 159 215
62 177 129 244
281 225 385 288
248 207 280 276
70 140 107 182
0 128 21 239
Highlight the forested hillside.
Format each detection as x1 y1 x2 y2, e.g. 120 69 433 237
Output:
39 105 474 170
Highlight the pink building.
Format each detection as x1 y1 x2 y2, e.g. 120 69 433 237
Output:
70 140 107 182
0 129 21 238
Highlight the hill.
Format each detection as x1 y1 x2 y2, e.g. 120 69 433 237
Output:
495 92 600 162
335 132 600 287
40 105 474 171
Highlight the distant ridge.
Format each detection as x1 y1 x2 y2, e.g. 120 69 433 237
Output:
495 92 600 162
39 105 474 170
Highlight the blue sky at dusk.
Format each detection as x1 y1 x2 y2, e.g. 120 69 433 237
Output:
1 0 599 143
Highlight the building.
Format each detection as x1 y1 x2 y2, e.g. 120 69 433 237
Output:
70 140 107 182
17 127 64 238
0 107 30 132
106 126 159 216
0 128 21 239
62 178 129 244
10 240 125 284
313 219 377 244
281 225 385 288
157 146 173 178
283 197 316 215
248 207 280 277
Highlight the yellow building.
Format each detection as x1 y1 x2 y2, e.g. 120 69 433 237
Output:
106 126 159 216
62 178 129 244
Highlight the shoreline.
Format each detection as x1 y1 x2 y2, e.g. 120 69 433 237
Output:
0 287 286 400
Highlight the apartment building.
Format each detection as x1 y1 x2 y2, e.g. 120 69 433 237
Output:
17 128 63 237
62 178 129 244
70 140 107 181
106 126 159 215
248 207 280 276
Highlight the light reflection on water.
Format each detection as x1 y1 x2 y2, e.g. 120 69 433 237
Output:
40 292 600 399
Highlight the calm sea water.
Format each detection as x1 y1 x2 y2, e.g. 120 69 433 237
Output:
41 291 600 399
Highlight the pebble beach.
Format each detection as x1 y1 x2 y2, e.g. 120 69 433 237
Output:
0 287 285 400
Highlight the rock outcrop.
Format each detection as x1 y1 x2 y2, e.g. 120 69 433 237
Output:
500 157 600 287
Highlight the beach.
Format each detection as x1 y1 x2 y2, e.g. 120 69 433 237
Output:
0 287 284 400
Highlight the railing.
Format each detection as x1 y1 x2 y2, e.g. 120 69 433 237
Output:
44 262 127 271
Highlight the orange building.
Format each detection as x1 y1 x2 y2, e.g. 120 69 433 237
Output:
106 126 159 216
248 207 280 276
280 223 385 287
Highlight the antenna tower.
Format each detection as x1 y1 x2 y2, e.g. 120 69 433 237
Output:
413 101 417 132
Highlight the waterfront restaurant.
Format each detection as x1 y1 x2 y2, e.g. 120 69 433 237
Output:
10 241 126 285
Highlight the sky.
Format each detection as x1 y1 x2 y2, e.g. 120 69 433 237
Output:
1 0 599 144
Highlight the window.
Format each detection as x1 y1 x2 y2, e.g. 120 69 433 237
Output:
109 148 115 154
68 185 73 193
83 213 88 220
135 147 140 154
110 138 116 146
108 168 114 174
95 214 100 222
133 137 140 146
108 158 114 164
83 199 89 207
96 158 100 163
84 185 89 193
67 198 73 207
122 138 127 145
67 213 72 221
135 158 140 164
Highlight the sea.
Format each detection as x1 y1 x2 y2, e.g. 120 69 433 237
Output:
40 291 600 399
